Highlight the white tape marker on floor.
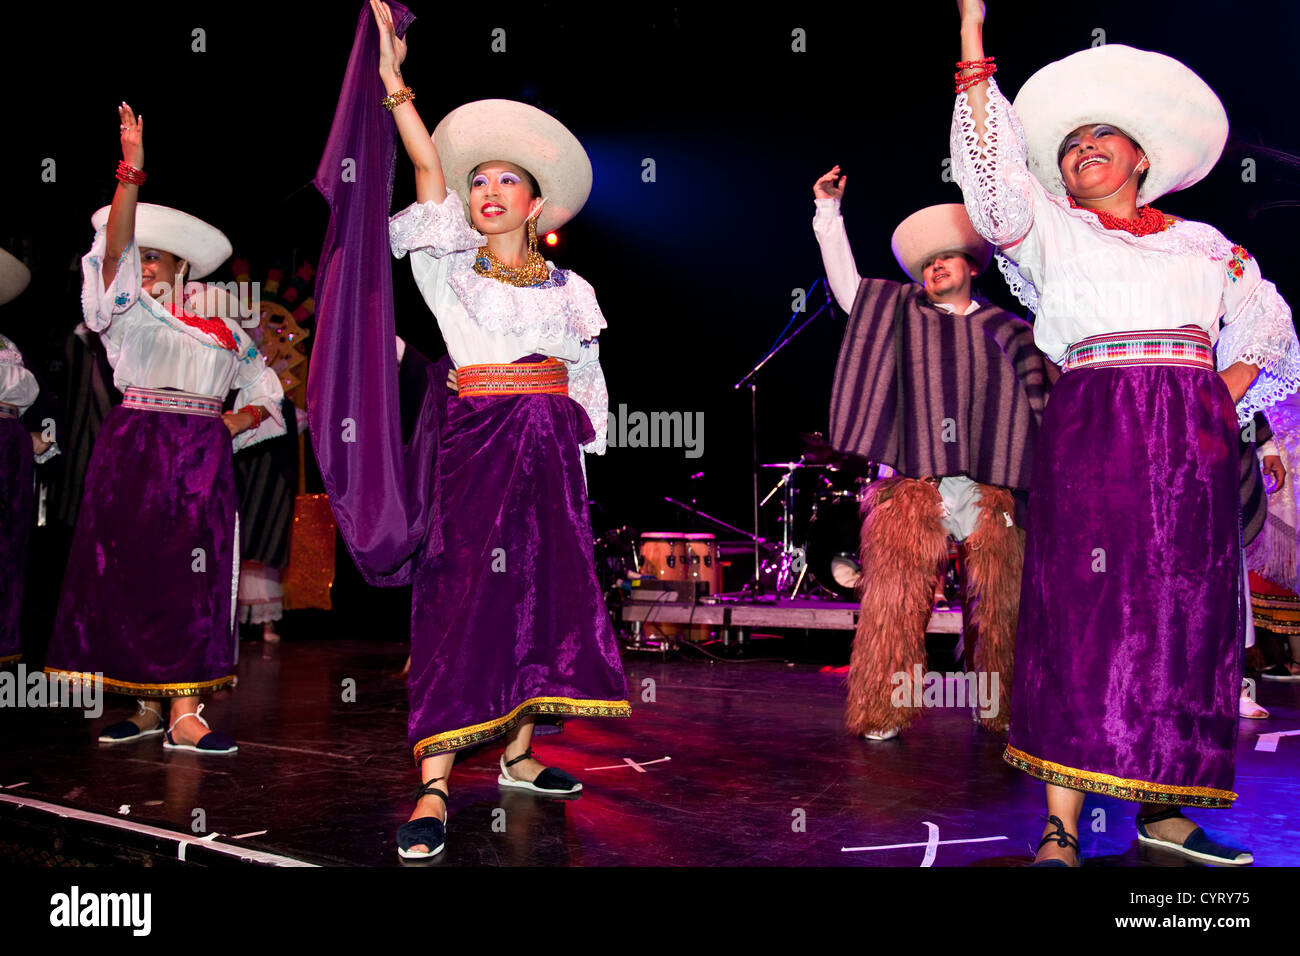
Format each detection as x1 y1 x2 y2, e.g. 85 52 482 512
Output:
0 793 315 866
1255 728 1300 752
582 757 671 772
920 822 940 868
842 835 1008 853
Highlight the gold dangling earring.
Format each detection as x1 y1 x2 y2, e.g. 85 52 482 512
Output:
527 215 538 256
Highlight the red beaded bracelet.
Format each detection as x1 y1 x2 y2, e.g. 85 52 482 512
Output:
116 161 147 185
954 57 996 94
238 405 265 429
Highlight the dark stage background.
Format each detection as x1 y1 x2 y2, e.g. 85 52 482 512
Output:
3 0 1299 635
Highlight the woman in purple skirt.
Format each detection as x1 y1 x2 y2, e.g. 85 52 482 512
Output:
951 2 1300 865
44 103 285 753
0 250 57 665
311 1 629 859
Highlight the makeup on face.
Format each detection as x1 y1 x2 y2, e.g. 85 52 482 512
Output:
468 163 540 229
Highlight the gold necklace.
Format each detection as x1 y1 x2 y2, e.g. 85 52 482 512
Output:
473 246 551 288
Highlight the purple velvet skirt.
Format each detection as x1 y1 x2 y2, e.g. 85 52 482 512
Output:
1006 362 1242 807
0 417 33 663
407 376 630 761
45 405 238 697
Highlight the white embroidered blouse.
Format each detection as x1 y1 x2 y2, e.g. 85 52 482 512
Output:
81 229 285 451
0 333 59 462
388 189 609 455
0 333 39 416
950 77 1300 424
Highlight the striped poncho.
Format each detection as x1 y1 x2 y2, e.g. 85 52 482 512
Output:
829 278 1054 504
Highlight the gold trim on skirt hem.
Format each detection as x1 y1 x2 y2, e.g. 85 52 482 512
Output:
42 668 236 698
1003 745 1237 807
413 696 632 761
0 654 20 666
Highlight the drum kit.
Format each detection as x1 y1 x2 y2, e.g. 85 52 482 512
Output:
616 433 883 625
752 432 881 601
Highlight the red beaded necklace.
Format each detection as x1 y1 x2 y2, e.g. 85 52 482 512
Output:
165 303 238 352
1068 196 1169 237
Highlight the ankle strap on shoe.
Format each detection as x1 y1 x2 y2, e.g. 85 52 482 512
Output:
503 748 533 769
411 777 448 804
167 704 211 736
1037 814 1081 854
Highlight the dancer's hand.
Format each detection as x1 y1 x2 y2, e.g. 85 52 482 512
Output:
1263 454 1286 493
222 410 254 437
1220 362 1258 404
118 102 144 169
446 367 458 391
371 0 407 78
957 0 986 26
814 166 846 201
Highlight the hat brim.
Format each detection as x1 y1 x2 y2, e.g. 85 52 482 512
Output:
1012 44 1228 206
0 247 31 306
90 203 232 280
891 204 993 283
434 99 592 235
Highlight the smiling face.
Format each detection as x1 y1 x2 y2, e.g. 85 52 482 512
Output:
140 247 186 299
1057 123 1148 201
921 252 976 302
467 161 544 235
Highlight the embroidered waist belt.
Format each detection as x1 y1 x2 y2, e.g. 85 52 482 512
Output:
1062 327 1215 373
122 386 223 418
0 402 18 420
456 357 569 397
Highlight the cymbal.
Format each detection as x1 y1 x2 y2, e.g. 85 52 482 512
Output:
760 461 824 469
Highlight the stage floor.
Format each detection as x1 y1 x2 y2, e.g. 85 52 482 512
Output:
1 638 1297 867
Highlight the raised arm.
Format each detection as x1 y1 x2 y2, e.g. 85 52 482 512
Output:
102 103 145 289
949 1 1038 255
372 0 445 204
811 165 863 313
956 2 990 150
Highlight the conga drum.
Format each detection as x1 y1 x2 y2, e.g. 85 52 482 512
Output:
639 532 688 639
682 533 721 642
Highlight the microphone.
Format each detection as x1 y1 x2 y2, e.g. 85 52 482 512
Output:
1088 151 1148 202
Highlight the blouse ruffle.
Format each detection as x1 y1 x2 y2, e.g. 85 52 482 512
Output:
389 189 610 455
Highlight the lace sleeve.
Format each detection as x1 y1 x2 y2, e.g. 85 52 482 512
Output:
389 188 484 260
0 335 38 413
80 228 140 334
569 338 608 456
230 325 287 452
1217 246 1300 424
950 77 1037 248
994 252 1039 313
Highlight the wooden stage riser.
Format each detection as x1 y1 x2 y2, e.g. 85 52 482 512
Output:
621 603 963 634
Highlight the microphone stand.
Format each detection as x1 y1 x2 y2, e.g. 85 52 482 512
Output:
733 278 836 593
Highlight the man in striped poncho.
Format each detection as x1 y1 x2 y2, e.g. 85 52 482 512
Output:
812 166 1055 741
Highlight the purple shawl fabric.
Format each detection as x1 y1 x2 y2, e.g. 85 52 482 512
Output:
309 2 437 588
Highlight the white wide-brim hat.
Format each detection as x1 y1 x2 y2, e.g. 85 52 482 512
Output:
0 247 31 306
1012 44 1228 207
434 99 592 235
90 203 232 280
891 204 993 283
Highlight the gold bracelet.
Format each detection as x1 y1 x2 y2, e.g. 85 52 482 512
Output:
382 86 415 111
